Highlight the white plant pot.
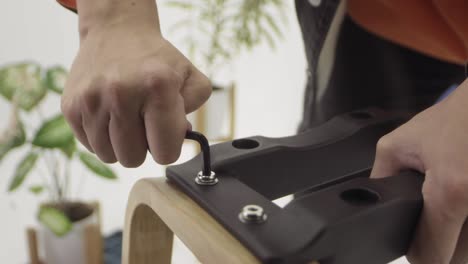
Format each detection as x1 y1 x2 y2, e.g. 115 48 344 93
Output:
39 206 98 264
204 88 230 139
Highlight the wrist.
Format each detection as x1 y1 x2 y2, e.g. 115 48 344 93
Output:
76 0 161 40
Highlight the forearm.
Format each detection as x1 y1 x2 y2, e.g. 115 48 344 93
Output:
76 0 161 40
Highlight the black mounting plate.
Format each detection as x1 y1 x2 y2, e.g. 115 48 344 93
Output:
166 109 423 264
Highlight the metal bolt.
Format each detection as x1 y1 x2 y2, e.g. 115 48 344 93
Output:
239 205 267 224
195 171 218 186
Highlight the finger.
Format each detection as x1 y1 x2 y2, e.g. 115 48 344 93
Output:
108 109 148 168
370 136 405 178
103 78 148 167
138 63 190 164
143 93 187 164
450 219 468 264
82 111 117 163
180 66 212 114
61 98 93 152
407 172 465 264
370 135 424 178
81 91 117 163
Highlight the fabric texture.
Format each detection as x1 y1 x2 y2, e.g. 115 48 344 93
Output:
295 0 466 131
295 0 341 130
54 0 465 132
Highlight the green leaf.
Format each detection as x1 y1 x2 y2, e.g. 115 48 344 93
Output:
263 12 283 40
0 63 47 111
8 152 39 192
79 151 117 180
38 206 73 237
0 121 26 161
29 185 44 195
32 115 74 148
45 66 68 94
60 138 76 159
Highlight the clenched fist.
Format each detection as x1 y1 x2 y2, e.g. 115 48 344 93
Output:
61 0 211 167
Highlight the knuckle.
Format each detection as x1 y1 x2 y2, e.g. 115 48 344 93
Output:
143 66 178 93
81 87 101 114
143 70 180 110
61 99 82 128
105 80 128 116
143 71 165 90
376 135 395 155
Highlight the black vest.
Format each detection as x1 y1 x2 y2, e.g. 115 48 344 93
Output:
295 0 466 131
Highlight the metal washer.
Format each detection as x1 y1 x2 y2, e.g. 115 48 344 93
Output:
195 171 218 186
239 204 267 224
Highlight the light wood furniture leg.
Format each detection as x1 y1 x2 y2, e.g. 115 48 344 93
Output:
122 177 260 264
26 228 41 264
84 224 103 264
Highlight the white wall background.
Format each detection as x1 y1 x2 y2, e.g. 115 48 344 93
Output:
0 0 407 263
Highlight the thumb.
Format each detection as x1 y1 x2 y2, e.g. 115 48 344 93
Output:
180 66 212 114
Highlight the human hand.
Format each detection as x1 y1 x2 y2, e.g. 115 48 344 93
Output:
61 1 211 167
371 79 468 264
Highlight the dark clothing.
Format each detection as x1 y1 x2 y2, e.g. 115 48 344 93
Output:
296 0 466 131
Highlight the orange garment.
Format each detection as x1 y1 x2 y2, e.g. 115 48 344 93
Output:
58 0 467 64
348 0 468 64
57 0 76 12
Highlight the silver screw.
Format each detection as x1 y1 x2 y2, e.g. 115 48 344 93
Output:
239 205 267 224
195 171 218 186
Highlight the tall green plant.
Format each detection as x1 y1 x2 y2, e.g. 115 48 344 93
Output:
0 62 117 236
166 0 287 78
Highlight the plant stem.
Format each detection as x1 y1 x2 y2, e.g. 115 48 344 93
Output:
205 0 227 78
41 151 62 202
35 160 55 201
75 170 87 200
40 153 57 201
63 158 71 200
53 152 64 201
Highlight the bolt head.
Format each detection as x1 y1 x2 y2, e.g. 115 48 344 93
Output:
239 205 267 224
195 171 218 186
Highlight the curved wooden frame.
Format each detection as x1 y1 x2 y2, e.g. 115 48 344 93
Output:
122 177 260 264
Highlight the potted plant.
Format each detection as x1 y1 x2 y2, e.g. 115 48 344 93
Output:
0 62 118 264
166 0 287 140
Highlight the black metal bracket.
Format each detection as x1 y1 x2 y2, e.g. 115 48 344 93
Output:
167 108 423 264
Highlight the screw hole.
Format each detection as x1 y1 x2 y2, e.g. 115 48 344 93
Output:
232 139 259 149
349 111 374 120
340 188 380 206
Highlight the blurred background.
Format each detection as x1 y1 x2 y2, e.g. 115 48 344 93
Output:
0 0 306 263
0 0 408 263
